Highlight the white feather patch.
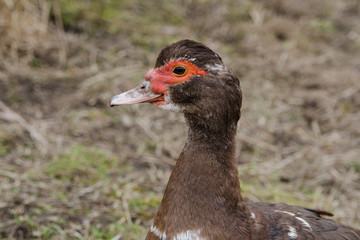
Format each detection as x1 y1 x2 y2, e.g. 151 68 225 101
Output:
173 230 205 240
170 57 197 62
274 210 295 216
288 226 297 239
274 210 312 232
158 94 180 112
295 217 312 232
150 225 167 240
204 63 226 72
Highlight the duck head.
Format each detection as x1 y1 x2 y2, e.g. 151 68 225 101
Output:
110 39 242 125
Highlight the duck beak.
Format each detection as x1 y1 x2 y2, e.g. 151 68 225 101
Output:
109 81 163 107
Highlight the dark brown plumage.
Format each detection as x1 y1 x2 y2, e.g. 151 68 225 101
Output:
110 39 360 240
155 40 223 69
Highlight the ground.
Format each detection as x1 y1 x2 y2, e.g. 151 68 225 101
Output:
0 0 359 239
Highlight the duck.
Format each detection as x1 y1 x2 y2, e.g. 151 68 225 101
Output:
109 39 360 240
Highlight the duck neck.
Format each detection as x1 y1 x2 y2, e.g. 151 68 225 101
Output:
184 113 241 189
149 114 248 239
181 114 243 203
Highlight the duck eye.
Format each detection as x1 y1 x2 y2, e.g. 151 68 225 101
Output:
173 66 187 76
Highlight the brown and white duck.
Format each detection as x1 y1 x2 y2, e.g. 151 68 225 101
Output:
110 39 360 240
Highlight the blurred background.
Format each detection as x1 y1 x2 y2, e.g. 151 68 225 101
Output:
0 0 359 239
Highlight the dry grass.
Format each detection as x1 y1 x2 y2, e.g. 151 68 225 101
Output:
0 0 359 239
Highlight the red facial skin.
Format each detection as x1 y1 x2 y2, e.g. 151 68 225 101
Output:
145 60 207 105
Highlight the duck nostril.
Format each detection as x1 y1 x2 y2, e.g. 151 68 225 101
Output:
140 85 146 89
